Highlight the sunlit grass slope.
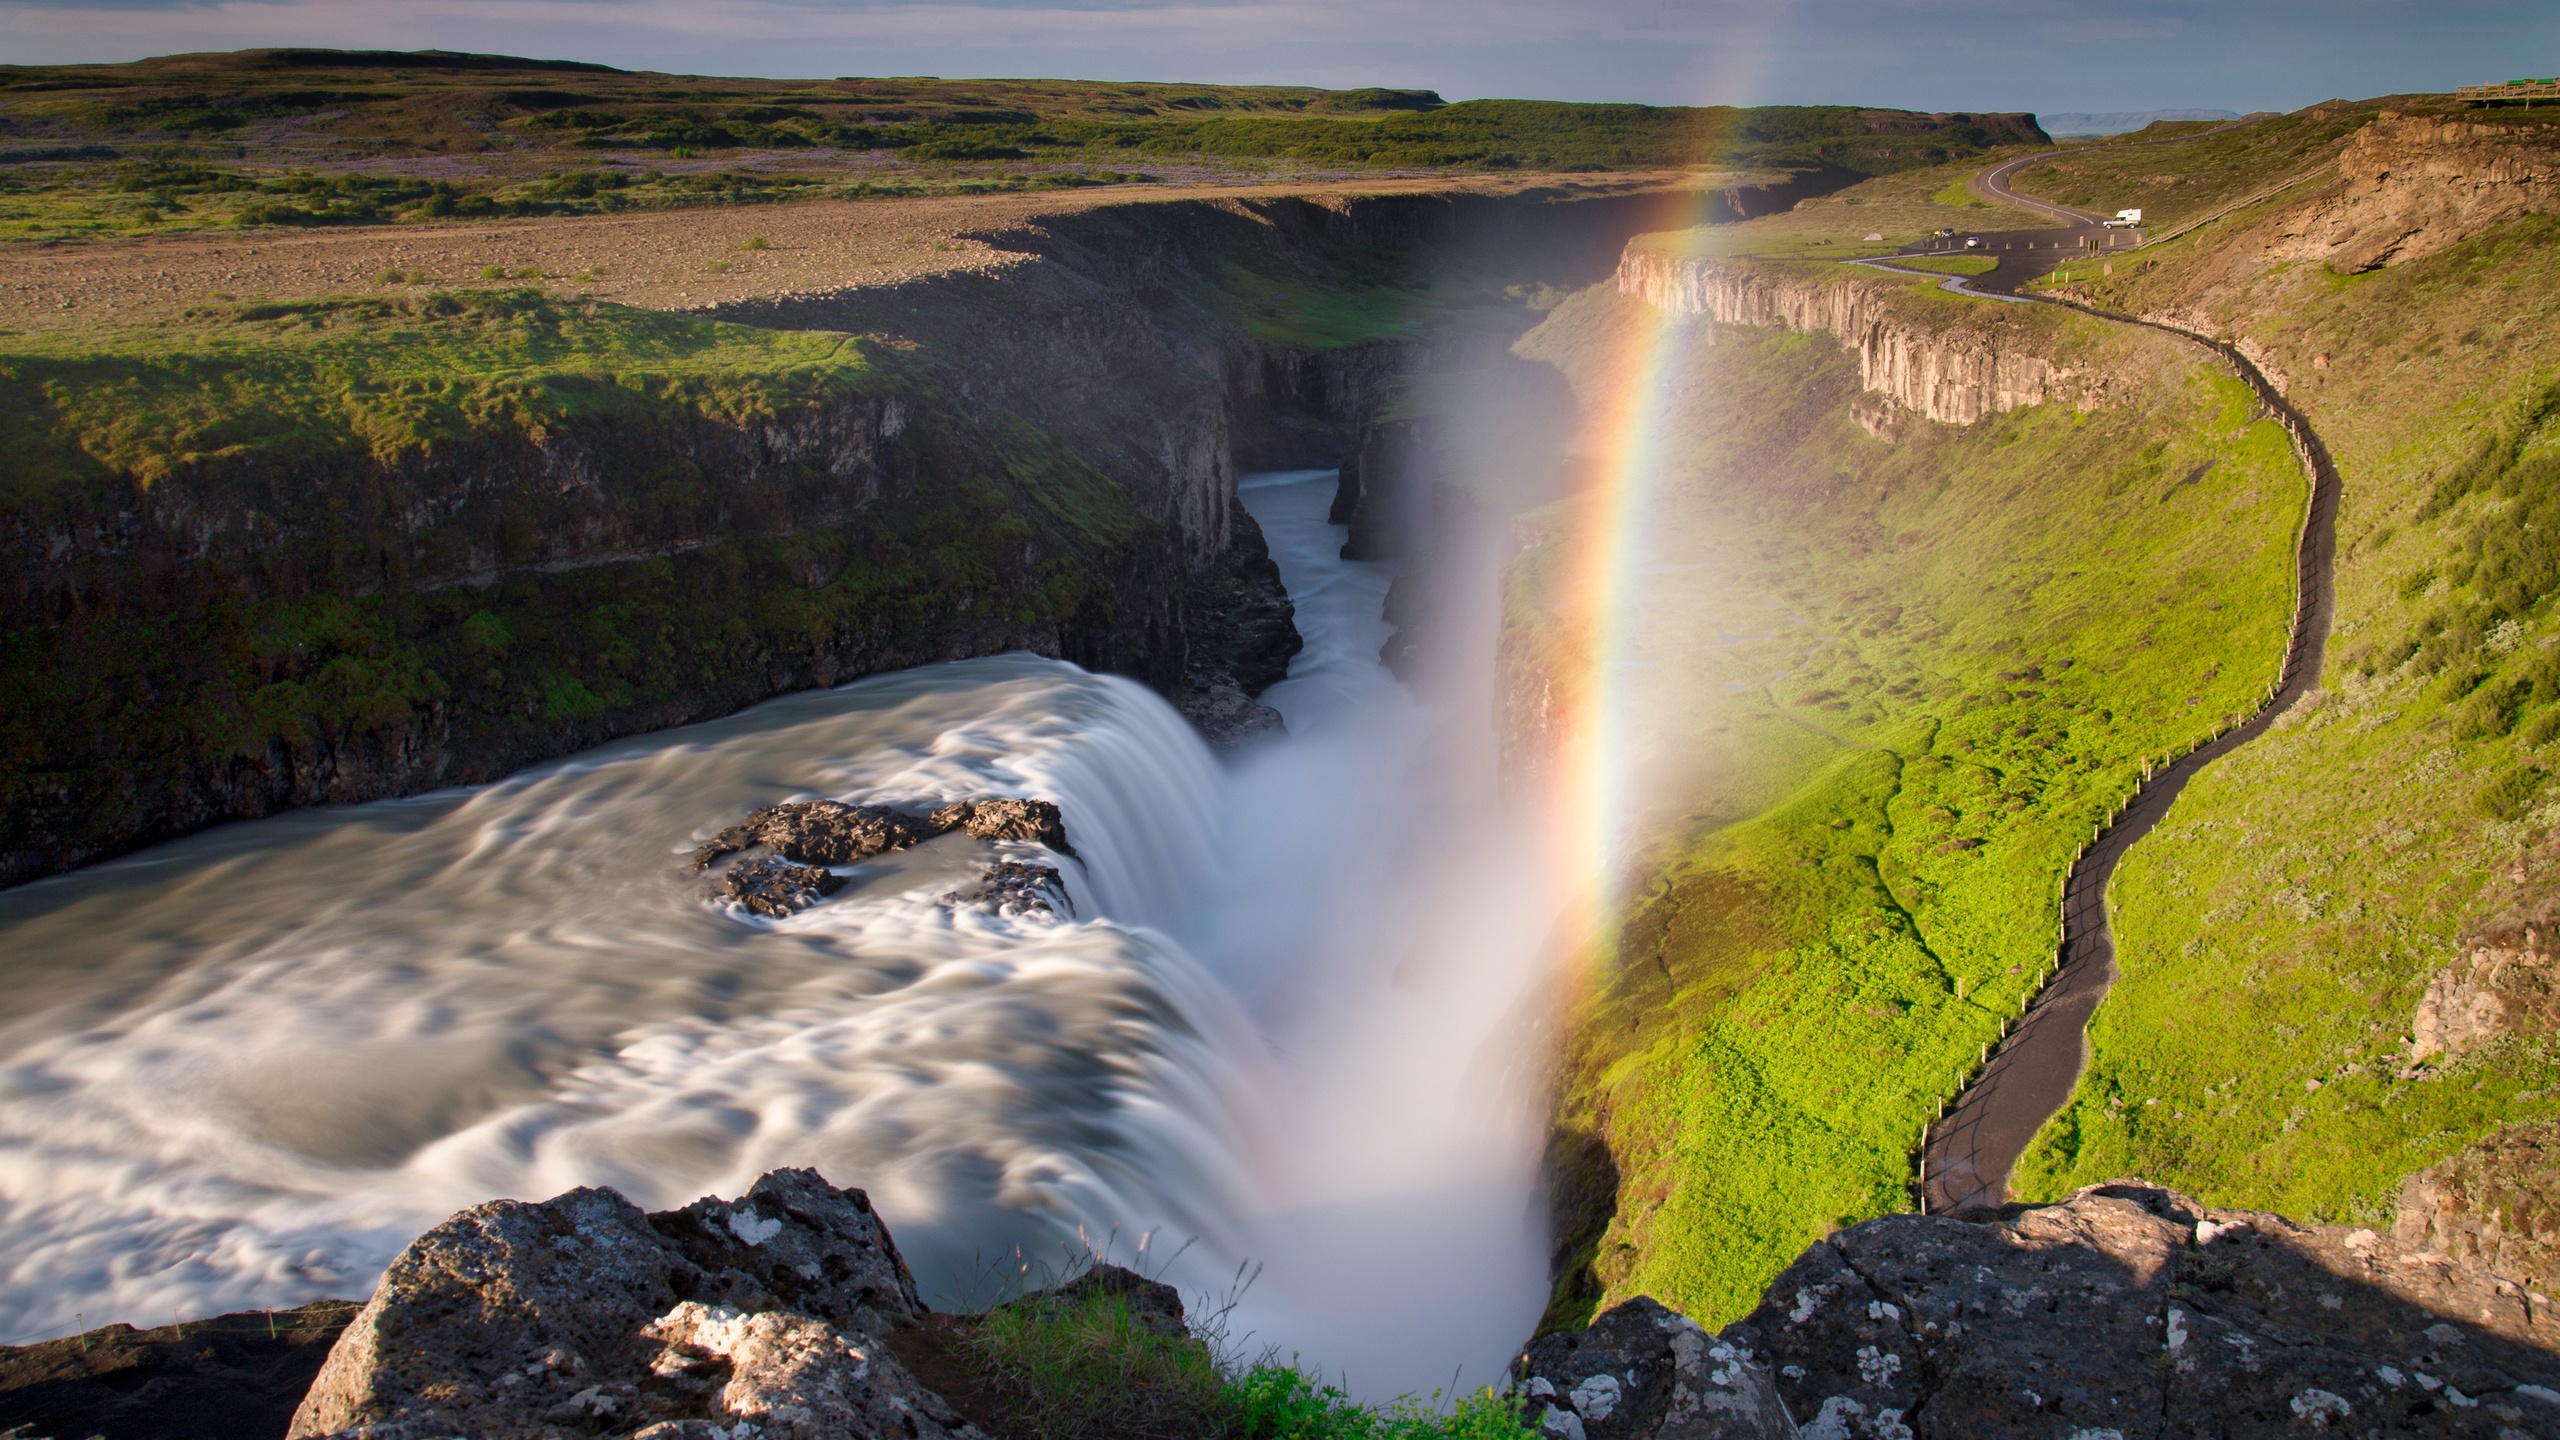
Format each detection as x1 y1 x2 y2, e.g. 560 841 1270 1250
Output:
2011 185 2560 1216
1509 272 2302 1327
0 289 882 492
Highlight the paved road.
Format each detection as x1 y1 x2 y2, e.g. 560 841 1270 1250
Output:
1913 262 2345 1217
1897 149 2143 296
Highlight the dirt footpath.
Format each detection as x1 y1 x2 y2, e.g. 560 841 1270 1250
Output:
1 172 1694 333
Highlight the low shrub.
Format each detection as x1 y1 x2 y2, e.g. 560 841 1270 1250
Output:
943 1263 1536 1440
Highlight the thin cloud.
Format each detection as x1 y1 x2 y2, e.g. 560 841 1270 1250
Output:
0 0 2552 110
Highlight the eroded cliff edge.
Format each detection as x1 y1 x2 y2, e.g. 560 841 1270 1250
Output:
0 185 1698 887
17 1170 2553 1440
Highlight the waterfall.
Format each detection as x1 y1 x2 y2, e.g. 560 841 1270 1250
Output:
0 472 1556 1399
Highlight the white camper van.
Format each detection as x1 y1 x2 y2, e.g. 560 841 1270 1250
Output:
2102 208 2144 229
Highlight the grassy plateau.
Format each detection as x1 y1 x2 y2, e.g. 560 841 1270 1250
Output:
0 49 2045 241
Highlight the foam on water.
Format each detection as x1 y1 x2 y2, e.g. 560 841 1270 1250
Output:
0 471 1556 1397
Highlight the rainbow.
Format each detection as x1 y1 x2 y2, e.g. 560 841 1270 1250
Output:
1547 188 1726 979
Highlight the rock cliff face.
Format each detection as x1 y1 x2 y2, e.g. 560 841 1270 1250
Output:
3 187 1700 888
1525 1182 2560 1440
0 372 1187 889
23 1173 2560 1438
2398 1122 2560 1298
2410 922 2560 1065
1614 250 2105 426
2271 114 2560 274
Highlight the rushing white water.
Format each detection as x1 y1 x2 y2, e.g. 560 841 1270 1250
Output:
0 469 1554 1398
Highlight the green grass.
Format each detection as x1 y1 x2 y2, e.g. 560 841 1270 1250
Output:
1223 1369 1536 1440
951 1277 1536 1440
903 100 2041 176
965 1285 1231 1440
1208 261 1427 349
1878 254 1998 277
1508 272 2301 1327
0 289 874 494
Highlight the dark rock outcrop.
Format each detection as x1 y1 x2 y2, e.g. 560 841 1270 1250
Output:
942 861 1072 917
1530 1182 2560 1439
693 800 941 872
721 857 848 918
1178 507 1300 744
694 796 1075 918
0 1300 361 1440
1513 1296 1797 1440
1005 1263 1185 1338
925 798 1075 856
287 1168 974 1440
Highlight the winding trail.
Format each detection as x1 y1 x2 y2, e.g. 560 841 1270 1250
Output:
1912 231 2345 1214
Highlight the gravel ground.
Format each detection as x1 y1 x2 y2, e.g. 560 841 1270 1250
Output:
1 172 1690 333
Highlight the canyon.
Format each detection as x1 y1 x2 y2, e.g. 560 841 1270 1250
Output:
7 73 2560 1440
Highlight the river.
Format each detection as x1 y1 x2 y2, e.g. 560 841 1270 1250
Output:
0 469 1555 1399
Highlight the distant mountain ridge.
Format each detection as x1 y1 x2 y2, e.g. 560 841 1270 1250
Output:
2038 107 2240 135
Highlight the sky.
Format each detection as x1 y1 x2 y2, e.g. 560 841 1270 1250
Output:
2 0 2554 114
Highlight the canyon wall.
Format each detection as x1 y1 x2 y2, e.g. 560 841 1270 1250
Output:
0 185 1714 888
2272 112 2560 274
0 366 1193 888
1614 247 2109 424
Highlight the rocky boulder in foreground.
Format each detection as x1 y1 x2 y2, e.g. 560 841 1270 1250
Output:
288 1168 978 1440
1519 1182 2560 1439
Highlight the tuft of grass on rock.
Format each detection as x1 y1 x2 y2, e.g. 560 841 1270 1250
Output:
927 1258 1536 1440
962 1281 1228 1440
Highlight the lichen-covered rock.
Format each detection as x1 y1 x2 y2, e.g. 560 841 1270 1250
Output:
1512 1296 1798 1440
2409 924 2560 1065
287 1168 964 1440
1726 1243 1920 1435
721 857 846 918
1544 1182 2560 1439
2397 1121 2560 1293
648 1168 925 1339
943 861 1073 917
633 1302 968 1440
